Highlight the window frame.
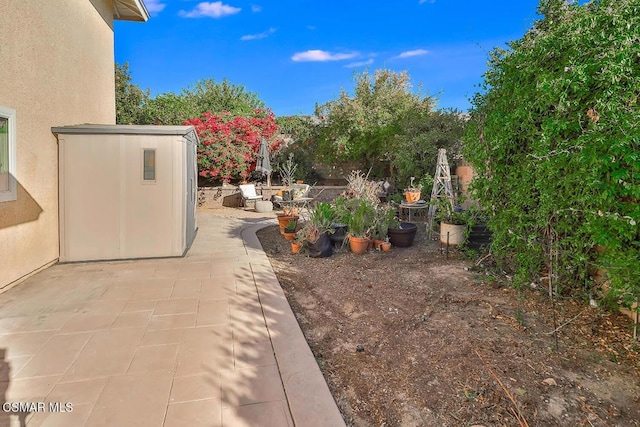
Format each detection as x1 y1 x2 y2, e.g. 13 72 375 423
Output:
0 105 17 202
142 148 157 183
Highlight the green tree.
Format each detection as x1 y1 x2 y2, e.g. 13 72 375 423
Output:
141 78 265 125
464 0 640 306
315 69 434 175
392 109 466 187
115 62 149 124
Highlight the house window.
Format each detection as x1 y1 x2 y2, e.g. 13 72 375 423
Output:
143 149 156 181
0 105 16 202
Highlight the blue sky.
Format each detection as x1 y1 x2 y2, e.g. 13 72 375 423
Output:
115 0 543 117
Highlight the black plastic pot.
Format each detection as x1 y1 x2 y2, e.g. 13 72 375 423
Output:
305 233 333 258
330 223 348 247
388 222 417 247
468 224 492 249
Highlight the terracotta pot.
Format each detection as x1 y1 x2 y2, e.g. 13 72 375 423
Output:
405 190 421 203
380 242 391 252
284 232 296 241
277 215 299 234
349 236 369 254
373 239 384 250
291 242 302 254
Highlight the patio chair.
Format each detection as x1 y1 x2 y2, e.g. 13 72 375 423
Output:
239 184 264 210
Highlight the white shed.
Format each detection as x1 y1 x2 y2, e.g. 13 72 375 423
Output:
52 125 198 262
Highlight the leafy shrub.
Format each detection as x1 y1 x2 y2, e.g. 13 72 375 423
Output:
464 0 640 307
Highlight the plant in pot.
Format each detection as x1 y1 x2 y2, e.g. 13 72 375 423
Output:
330 196 350 247
346 199 375 254
387 215 418 247
291 232 304 254
300 203 335 258
435 198 470 246
404 176 422 203
372 204 395 249
380 237 392 252
283 219 297 241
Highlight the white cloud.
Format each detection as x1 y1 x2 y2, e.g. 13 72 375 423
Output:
144 0 166 15
251 5 262 12
291 50 358 62
345 58 374 68
179 2 241 18
241 27 276 41
396 49 429 59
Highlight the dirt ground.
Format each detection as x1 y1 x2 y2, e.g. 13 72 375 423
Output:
256 224 640 427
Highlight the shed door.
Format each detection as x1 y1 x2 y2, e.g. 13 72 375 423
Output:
185 131 197 249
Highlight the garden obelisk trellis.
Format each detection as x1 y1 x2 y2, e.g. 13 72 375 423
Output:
427 149 456 238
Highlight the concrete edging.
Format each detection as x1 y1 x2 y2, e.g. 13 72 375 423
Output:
241 222 346 427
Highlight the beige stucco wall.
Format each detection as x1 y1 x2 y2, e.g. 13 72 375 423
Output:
0 0 117 289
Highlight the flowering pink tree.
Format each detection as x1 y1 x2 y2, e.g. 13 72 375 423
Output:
185 109 282 183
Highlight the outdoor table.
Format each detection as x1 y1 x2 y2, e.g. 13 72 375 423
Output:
399 201 429 222
278 197 314 220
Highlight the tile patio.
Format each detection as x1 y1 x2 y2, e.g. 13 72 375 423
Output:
0 212 345 427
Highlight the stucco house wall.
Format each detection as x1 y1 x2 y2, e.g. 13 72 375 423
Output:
0 0 147 290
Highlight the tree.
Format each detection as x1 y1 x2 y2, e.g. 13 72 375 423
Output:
185 109 282 183
315 69 434 175
115 62 149 124
464 0 640 306
392 109 466 188
142 78 265 125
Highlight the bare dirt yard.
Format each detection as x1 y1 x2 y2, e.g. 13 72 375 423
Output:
257 224 640 427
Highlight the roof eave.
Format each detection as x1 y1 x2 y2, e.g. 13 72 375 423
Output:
114 0 150 22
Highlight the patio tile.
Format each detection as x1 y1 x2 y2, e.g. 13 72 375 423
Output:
20 313 76 333
99 286 134 301
111 310 153 329
127 344 178 373
175 327 233 376
130 278 176 290
0 330 55 358
46 377 107 405
164 399 222 427
196 299 229 326
85 372 173 427
171 279 201 298
62 328 145 382
78 300 128 315
29 403 93 427
283 370 346 427
220 365 286 407
4 355 32 379
130 288 173 302
170 373 221 403
14 333 92 379
147 313 197 331
222 400 291 427
122 300 157 312
141 328 184 346
4 375 61 401
58 312 118 333
0 316 29 334
154 298 199 315
233 339 276 370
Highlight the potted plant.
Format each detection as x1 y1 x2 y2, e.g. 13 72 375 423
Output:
291 232 304 254
346 199 375 254
372 204 395 249
404 176 421 203
435 198 469 246
380 238 392 252
283 219 297 241
330 196 349 247
387 216 418 247
299 203 335 258
277 208 299 234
